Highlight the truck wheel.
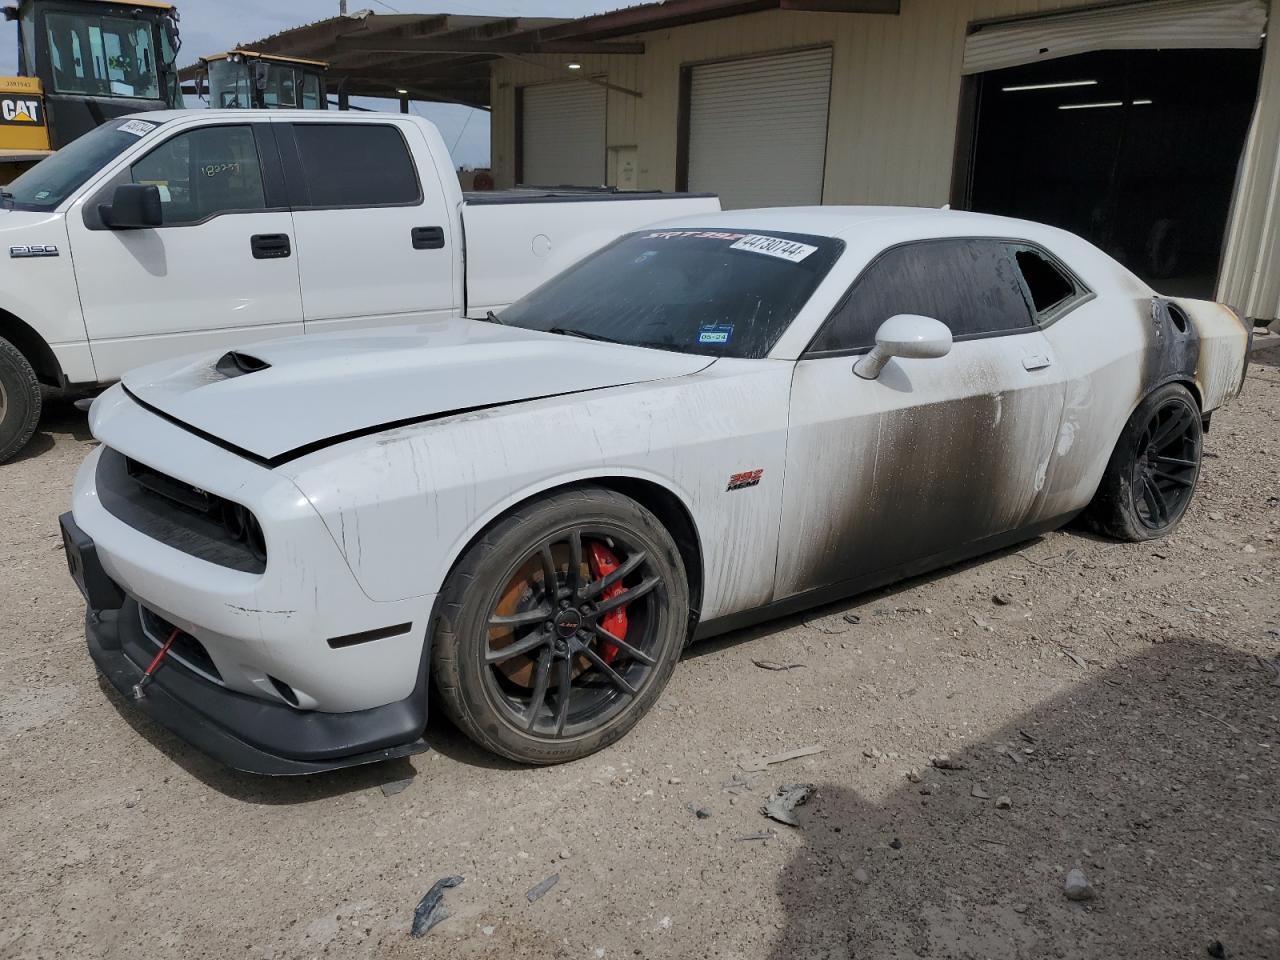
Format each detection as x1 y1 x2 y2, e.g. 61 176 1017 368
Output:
432 486 689 764
0 337 42 464
1082 382 1202 542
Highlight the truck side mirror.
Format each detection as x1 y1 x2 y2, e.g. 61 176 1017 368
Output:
853 314 953 380
99 184 162 230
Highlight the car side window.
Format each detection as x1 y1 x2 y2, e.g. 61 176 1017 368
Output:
808 239 1035 355
290 124 421 207
1012 246 1079 316
129 125 267 226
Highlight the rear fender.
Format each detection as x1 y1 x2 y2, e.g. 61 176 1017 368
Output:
1167 297 1250 411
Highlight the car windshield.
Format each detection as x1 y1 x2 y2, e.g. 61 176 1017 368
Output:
5 118 158 211
498 228 845 359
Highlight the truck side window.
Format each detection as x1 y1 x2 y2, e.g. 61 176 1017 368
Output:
130 125 267 225
291 124 421 208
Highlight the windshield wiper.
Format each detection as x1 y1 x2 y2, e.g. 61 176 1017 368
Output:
482 309 506 325
547 326 623 345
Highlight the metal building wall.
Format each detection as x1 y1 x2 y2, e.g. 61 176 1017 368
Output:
490 0 1278 319
1220 0 1280 322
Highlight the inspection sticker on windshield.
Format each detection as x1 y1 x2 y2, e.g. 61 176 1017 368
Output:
730 234 818 263
698 324 733 345
118 119 157 138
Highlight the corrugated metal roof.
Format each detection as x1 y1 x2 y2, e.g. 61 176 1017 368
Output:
180 1 900 108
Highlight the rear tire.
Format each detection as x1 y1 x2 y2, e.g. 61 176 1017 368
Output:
0 336 41 464
1082 382 1202 542
431 486 689 764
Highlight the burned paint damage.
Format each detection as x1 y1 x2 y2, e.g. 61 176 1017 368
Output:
1175 298 1251 412
773 292 1249 607
1142 297 1202 401
774 333 1067 601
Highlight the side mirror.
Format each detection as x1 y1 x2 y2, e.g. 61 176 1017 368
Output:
853 314 953 380
98 184 162 230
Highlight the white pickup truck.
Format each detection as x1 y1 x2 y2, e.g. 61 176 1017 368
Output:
0 110 718 461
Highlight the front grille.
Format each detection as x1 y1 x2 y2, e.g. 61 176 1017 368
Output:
96 447 267 574
140 605 223 685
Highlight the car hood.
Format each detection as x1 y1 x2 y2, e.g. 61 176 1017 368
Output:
121 317 714 464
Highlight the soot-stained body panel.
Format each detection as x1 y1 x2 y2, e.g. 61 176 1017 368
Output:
776 331 1067 599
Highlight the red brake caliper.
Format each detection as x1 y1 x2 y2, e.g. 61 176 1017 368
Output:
586 541 627 663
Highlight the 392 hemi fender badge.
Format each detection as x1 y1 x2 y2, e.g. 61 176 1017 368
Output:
10 244 59 258
726 469 764 492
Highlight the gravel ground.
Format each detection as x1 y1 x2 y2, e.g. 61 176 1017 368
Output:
2 351 1278 960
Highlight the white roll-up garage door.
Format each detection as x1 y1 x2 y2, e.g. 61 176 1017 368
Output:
687 47 833 209
520 81 606 186
962 0 1268 75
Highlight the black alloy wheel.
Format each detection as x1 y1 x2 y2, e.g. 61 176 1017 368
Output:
1131 395 1200 529
483 527 665 738
1084 382 1203 542
432 486 689 764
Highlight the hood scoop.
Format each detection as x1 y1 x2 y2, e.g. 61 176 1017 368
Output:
215 351 271 379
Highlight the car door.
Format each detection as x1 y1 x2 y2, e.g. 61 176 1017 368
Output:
66 121 303 382
273 118 457 334
775 238 1070 601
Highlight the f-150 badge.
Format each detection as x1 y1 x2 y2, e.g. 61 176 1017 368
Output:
10 245 59 258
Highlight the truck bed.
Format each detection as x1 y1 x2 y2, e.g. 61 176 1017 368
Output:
460 189 721 315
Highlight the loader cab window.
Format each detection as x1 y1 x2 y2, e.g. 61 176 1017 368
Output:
129 125 267 225
260 63 299 108
302 73 324 110
45 12 160 100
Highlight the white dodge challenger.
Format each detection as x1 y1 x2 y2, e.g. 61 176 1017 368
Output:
61 208 1252 774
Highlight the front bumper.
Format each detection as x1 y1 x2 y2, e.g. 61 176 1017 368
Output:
67 512 430 775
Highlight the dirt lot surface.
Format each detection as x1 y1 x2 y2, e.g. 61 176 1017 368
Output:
3 351 1279 960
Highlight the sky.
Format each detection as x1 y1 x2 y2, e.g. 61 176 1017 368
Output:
1 1 632 167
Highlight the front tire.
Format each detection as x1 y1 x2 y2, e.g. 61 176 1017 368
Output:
1083 382 1202 541
431 486 689 764
0 337 42 464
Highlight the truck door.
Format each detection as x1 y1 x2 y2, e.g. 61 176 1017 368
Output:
273 118 457 333
66 120 303 380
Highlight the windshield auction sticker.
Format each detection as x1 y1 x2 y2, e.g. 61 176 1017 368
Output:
118 119 157 138
729 234 818 263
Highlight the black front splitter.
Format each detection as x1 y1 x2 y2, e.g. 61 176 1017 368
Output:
87 601 430 776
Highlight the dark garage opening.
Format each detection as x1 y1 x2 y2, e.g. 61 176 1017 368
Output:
964 48 1263 299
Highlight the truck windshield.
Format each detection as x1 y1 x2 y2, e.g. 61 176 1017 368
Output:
498 228 844 359
45 12 161 100
5 118 158 211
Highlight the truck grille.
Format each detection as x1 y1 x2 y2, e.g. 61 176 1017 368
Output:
96 447 267 574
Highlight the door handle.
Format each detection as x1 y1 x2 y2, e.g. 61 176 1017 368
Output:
250 234 291 260
411 226 445 250
1022 354 1052 371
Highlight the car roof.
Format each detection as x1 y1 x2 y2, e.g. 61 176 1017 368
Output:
649 205 1054 241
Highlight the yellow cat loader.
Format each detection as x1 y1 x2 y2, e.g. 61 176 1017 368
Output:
0 74 49 182
1 0 182 183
